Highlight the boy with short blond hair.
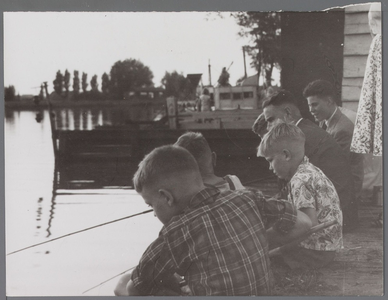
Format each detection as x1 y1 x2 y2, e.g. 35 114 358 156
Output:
258 122 343 269
115 145 311 296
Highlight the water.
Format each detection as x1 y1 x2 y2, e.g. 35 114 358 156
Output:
5 110 162 296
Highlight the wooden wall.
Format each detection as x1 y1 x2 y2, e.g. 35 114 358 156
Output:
341 3 374 111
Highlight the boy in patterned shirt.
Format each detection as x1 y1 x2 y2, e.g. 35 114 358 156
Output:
257 122 343 269
114 145 311 296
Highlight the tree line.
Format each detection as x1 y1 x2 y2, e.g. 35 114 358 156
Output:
49 59 234 102
5 13 280 102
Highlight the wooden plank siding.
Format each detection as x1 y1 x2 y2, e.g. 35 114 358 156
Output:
341 3 373 110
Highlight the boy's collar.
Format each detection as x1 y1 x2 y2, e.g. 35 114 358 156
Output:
183 186 220 213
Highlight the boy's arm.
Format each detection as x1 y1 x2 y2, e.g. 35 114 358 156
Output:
299 207 319 226
114 273 133 296
126 235 177 296
267 209 312 249
126 279 141 296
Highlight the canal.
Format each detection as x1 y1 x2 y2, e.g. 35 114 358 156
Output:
5 110 162 296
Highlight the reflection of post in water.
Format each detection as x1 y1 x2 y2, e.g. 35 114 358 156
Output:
73 109 81 130
35 197 43 236
55 109 62 130
64 109 70 130
82 109 88 130
91 108 100 128
46 162 59 238
102 109 111 126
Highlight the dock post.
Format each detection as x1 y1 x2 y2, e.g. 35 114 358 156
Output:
166 97 178 129
43 82 59 160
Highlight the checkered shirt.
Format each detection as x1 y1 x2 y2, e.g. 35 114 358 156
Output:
131 187 297 296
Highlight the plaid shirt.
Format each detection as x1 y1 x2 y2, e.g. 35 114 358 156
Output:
131 187 297 296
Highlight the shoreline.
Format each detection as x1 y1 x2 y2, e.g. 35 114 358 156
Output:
5 99 139 111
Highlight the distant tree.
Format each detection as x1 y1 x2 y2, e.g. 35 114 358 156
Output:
109 59 154 99
101 72 110 94
82 72 88 93
217 67 231 87
73 70 80 97
161 71 191 99
90 75 99 92
64 69 71 98
4 85 16 102
53 70 64 95
233 12 281 87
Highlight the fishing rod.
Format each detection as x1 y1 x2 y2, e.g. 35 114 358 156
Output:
269 219 337 257
7 171 274 256
84 216 337 294
6 209 153 256
82 266 136 294
242 175 277 186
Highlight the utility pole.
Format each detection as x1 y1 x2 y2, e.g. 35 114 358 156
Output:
242 47 247 79
208 59 212 86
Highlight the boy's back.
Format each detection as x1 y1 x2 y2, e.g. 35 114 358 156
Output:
131 187 297 296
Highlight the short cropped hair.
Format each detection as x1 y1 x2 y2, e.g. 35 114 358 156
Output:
175 132 211 161
252 113 267 136
258 122 305 157
262 89 298 109
133 145 200 193
302 79 336 100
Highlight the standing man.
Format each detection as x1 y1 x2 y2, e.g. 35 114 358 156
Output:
262 90 357 231
303 79 364 229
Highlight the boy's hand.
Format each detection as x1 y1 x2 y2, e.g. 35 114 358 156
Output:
114 273 132 296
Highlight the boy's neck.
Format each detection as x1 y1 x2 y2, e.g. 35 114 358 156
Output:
287 156 305 181
201 173 224 186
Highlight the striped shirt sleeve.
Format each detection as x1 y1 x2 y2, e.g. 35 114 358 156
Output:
131 235 176 295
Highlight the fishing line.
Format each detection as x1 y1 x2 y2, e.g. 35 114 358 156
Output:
7 209 153 256
243 175 277 186
82 266 136 294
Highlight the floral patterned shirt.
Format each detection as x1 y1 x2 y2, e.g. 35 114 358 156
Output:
288 157 343 251
350 34 382 156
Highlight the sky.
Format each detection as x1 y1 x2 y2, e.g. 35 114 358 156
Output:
4 12 279 96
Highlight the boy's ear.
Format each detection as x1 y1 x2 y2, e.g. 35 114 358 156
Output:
283 149 292 161
158 189 175 207
284 106 292 117
284 106 293 123
326 96 335 105
211 151 217 168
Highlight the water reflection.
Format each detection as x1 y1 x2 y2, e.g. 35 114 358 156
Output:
46 165 59 238
5 109 163 296
48 106 135 131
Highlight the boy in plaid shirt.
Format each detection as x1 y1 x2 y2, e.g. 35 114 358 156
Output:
114 145 311 296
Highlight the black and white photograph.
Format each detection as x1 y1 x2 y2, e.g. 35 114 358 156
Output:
3 1 384 297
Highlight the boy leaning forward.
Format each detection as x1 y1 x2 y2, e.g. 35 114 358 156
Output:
115 145 311 296
258 122 343 269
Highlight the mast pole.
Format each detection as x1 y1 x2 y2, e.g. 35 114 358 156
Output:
208 59 212 86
